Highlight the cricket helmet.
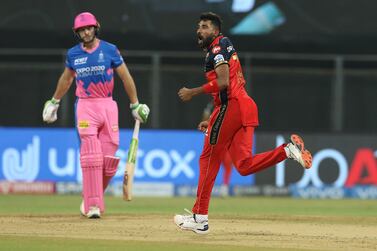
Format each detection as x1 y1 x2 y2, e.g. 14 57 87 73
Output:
73 12 99 31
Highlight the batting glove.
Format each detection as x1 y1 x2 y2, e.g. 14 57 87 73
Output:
43 98 60 123
130 102 150 123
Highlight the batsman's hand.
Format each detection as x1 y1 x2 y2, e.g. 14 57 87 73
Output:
198 120 209 132
131 103 150 123
42 98 60 123
178 87 193 102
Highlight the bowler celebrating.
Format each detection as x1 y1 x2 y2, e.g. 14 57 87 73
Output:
174 12 312 234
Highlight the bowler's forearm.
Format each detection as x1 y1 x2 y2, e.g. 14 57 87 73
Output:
191 86 205 97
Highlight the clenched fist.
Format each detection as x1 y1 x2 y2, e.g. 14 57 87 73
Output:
130 103 150 123
178 87 194 102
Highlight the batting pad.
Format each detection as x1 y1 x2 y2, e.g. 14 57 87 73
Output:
80 135 104 213
102 155 120 192
103 155 120 176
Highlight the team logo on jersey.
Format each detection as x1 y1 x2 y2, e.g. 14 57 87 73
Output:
214 54 225 64
98 50 105 63
74 57 88 65
78 120 90 129
212 46 221 54
227 46 234 52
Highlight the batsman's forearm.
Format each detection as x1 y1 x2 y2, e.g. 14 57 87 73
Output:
116 63 139 104
123 80 138 104
53 75 73 100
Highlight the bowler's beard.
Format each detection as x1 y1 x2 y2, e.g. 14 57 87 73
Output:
198 34 216 49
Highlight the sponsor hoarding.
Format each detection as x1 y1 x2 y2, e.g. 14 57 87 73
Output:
0 127 254 185
254 134 377 188
3 128 376 192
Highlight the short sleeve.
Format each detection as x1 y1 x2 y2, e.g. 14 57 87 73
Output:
110 46 124 68
210 37 235 68
65 53 73 70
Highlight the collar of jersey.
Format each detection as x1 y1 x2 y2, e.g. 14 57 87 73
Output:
207 35 224 50
80 39 101 54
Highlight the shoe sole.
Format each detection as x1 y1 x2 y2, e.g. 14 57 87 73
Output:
87 214 100 219
290 134 312 169
176 225 210 235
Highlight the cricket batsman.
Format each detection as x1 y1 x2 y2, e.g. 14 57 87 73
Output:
174 12 312 234
42 12 150 218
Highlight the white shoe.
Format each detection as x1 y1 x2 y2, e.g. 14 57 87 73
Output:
80 201 100 219
87 206 100 219
285 134 312 169
174 209 209 234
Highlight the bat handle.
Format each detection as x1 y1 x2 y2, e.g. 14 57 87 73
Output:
133 120 140 139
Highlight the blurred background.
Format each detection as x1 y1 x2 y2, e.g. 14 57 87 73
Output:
0 0 376 198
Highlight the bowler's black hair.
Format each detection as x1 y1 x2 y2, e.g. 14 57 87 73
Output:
199 12 222 32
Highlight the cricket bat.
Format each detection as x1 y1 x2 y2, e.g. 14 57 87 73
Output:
123 119 140 201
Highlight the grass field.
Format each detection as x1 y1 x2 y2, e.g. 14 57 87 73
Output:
0 195 376 251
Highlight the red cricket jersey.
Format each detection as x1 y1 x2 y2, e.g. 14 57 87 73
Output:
204 35 259 126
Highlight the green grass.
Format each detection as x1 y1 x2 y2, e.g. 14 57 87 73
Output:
0 236 288 251
0 195 376 217
0 195 376 251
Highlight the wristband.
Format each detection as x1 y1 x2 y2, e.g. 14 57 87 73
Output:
130 102 139 109
202 80 219 94
51 97 60 105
